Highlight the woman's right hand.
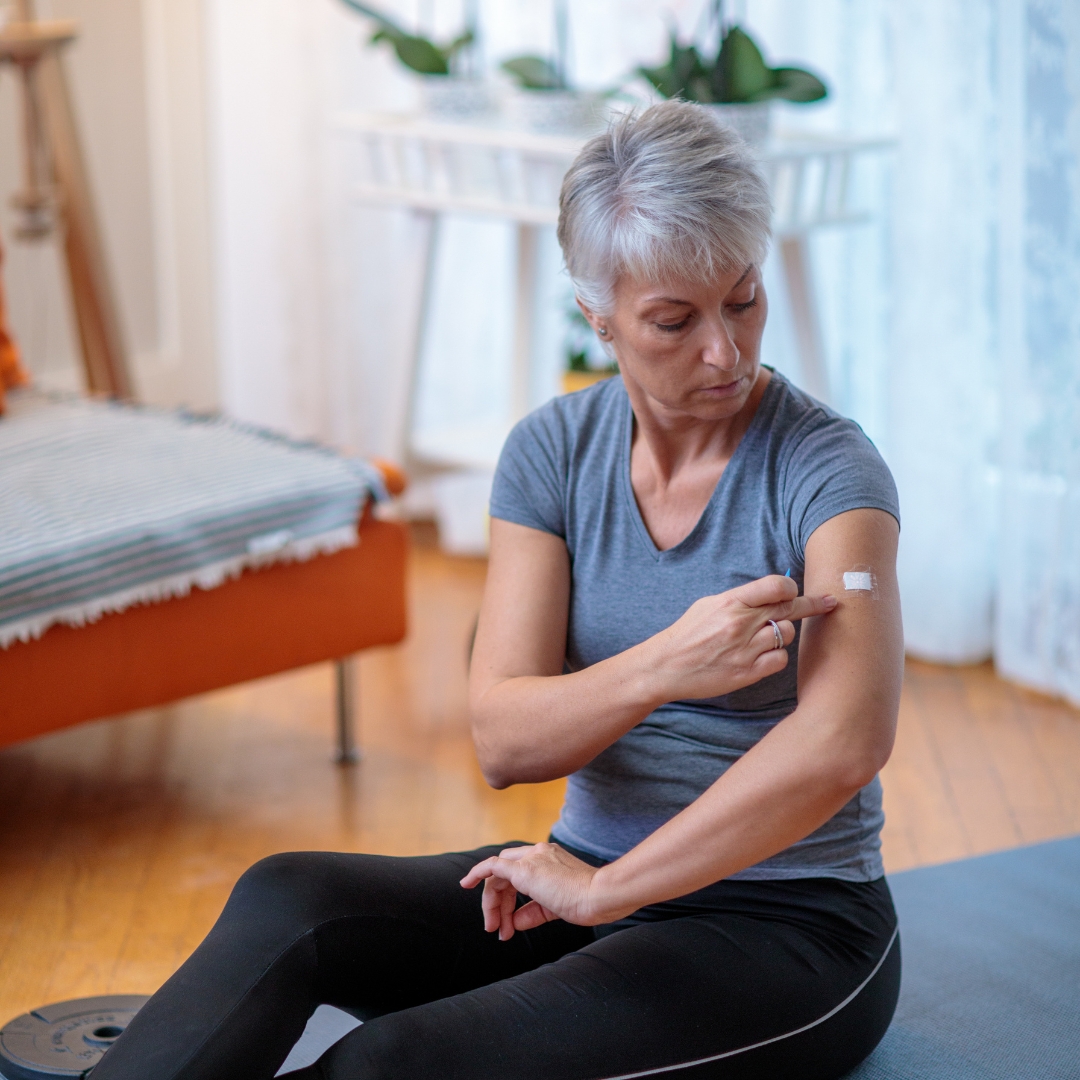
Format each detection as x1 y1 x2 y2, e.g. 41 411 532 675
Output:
470 521 838 787
645 575 836 703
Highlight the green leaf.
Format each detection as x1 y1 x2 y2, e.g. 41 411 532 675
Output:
354 3 472 77
396 36 450 74
371 29 450 75
440 29 475 63
674 43 708 95
501 55 564 90
714 25 776 103
764 66 828 102
638 33 707 100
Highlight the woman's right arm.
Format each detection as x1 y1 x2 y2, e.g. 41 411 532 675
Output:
469 518 834 788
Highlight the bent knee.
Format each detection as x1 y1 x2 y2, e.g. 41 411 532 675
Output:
223 849 467 933
227 852 343 925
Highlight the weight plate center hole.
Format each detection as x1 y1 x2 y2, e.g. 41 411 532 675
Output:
85 1024 125 1046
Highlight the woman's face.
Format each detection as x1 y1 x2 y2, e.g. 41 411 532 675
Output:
583 264 768 422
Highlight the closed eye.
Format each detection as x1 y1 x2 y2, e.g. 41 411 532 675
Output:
729 298 758 314
656 317 690 333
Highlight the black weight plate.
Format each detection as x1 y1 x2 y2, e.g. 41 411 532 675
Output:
0 995 148 1079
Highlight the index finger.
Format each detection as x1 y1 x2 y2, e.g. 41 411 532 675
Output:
460 857 500 889
733 575 799 609
771 593 837 623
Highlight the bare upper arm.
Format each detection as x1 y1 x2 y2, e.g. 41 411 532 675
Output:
797 508 904 777
470 518 571 697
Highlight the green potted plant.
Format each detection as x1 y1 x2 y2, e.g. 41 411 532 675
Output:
338 0 489 120
499 55 607 134
498 2 606 134
638 8 827 145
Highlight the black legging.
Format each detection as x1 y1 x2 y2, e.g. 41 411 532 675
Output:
93 843 899 1080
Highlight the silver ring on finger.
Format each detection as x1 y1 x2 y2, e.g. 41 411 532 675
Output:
768 620 784 651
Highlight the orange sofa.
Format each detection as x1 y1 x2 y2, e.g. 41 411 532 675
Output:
0 504 408 759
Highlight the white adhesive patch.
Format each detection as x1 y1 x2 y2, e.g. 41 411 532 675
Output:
843 571 873 592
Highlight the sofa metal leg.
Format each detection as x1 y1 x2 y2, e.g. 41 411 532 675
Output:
334 656 360 765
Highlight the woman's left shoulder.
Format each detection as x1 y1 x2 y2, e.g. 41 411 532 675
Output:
762 372 899 541
765 372 885 465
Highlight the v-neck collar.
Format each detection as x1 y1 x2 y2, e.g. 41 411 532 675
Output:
618 371 779 562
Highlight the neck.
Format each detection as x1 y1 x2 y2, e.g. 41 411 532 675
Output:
623 367 772 482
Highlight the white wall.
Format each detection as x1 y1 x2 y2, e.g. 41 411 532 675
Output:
0 0 217 408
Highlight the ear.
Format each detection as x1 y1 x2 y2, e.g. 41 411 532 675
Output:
575 296 605 337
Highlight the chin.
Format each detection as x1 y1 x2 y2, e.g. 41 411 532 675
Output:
692 399 750 420
690 381 753 409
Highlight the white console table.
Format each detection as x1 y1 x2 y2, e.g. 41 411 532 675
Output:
336 110 889 466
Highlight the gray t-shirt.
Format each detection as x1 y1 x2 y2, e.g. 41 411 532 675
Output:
489 370 900 881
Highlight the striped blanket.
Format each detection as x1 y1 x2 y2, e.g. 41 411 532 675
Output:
0 391 385 648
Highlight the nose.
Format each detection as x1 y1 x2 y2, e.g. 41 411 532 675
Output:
702 318 739 372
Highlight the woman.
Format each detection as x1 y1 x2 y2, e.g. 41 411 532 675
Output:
95 101 903 1080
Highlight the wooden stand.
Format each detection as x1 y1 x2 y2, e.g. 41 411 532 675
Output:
0 15 134 399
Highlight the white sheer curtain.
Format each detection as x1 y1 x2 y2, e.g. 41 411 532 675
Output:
995 1 1080 704
204 0 1080 697
745 0 1001 665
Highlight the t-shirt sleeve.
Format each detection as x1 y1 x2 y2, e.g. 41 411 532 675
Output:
489 405 567 537
783 415 900 561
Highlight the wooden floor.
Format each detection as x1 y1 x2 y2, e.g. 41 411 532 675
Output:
2 526 1079 1022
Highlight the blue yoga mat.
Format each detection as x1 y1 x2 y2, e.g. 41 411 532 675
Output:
847 836 1080 1079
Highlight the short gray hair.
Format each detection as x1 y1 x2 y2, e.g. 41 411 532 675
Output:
557 100 772 315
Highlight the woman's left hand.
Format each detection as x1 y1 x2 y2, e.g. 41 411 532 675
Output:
460 843 612 940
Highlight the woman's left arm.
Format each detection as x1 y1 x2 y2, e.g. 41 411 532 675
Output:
462 507 903 937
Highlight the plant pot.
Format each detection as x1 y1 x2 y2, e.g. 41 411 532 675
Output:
419 77 492 123
704 101 772 147
503 89 607 135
